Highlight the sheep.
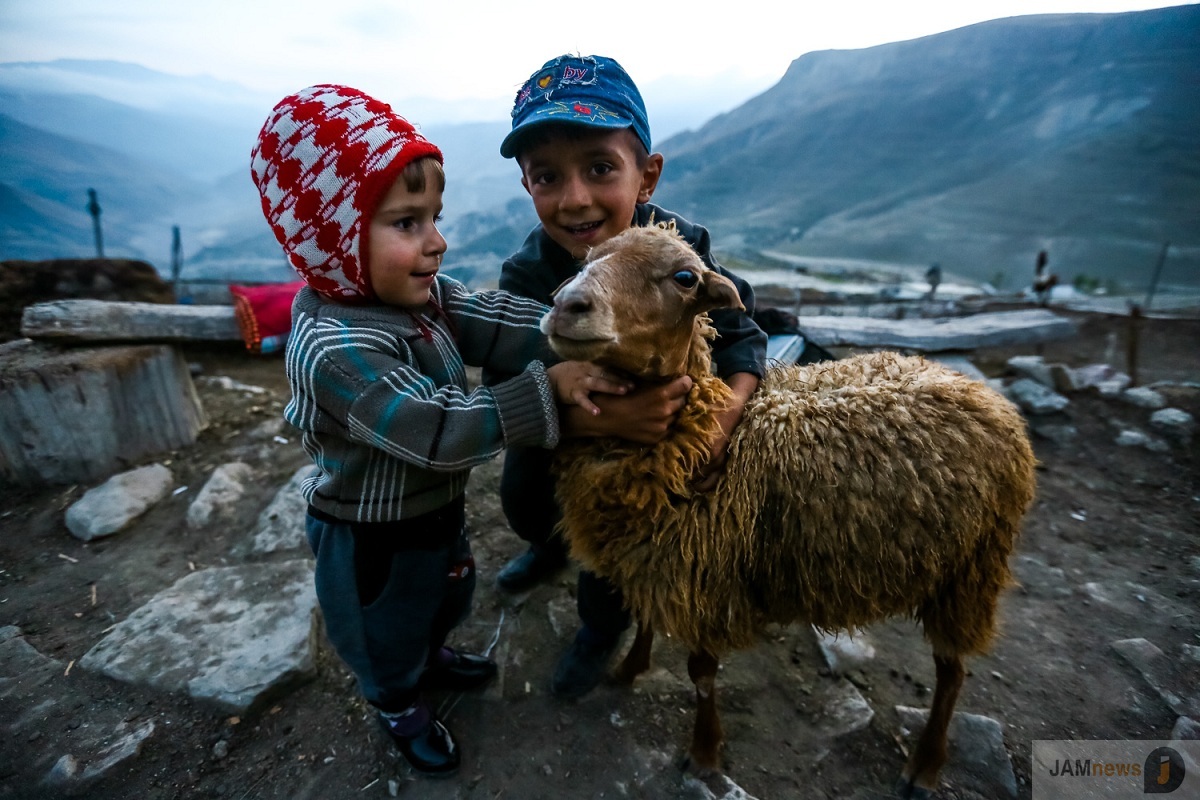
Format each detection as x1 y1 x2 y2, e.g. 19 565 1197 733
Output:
540 222 1037 798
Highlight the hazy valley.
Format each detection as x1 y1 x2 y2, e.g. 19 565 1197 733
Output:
2 5 1198 300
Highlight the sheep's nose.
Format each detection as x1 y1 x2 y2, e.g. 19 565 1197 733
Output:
554 283 593 318
563 297 592 316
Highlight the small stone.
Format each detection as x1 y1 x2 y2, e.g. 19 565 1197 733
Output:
212 740 229 759
1007 378 1070 414
43 754 79 786
1149 408 1195 444
1172 716 1200 740
1121 386 1166 409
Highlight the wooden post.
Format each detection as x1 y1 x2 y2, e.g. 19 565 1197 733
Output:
87 188 104 258
1127 303 1142 387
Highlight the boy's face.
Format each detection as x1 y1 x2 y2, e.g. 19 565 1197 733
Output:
518 127 663 260
367 160 447 309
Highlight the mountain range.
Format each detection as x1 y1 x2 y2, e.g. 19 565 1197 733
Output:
2 5 1197 293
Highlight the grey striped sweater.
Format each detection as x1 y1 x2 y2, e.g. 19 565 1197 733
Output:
284 277 559 523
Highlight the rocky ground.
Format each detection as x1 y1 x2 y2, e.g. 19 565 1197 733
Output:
1 307 1198 800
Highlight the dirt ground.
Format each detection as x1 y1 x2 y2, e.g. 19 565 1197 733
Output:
1 308 1197 800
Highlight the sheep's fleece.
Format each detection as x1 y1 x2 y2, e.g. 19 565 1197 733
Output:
554 348 1036 658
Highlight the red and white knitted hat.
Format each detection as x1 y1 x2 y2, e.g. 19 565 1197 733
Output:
250 84 443 302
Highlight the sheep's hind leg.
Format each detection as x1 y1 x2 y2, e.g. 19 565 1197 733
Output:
612 620 653 684
896 653 964 799
682 649 724 775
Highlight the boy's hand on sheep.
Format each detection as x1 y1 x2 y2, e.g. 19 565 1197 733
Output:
560 376 694 443
547 361 634 416
693 372 759 492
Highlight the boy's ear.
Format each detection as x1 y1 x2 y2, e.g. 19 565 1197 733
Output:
520 174 532 197
638 153 664 204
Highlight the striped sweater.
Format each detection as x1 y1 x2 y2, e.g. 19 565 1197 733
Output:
285 277 559 523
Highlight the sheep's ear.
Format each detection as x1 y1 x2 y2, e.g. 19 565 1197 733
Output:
699 271 745 312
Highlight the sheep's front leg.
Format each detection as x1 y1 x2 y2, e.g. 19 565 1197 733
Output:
612 620 653 684
685 649 723 774
897 653 964 799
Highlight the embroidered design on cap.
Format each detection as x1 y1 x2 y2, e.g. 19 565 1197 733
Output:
540 100 621 125
511 55 603 117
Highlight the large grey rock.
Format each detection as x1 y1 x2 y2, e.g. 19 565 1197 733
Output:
1111 638 1200 718
0 626 64 731
814 628 876 674
817 681 875 738
245 466 313 554
186 461 254 529
935 356 987 382
1013 555 1072 599
1072 363 1131 395
1121 386 1167 409
1114 428 1170 453
78 560 318 714
1149 408 1196 444
896 706 1017 799
42 719 157 792
796 309 1075 351
1007 378 1070 415
64 463 174 541
1006 355 1055 388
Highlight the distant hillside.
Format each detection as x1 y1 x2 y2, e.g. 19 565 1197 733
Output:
0 60 270 181
3 10 1197 292
652 5 1200 290
0 113 204 261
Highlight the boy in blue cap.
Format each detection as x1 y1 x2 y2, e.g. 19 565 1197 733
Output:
490 54 768 697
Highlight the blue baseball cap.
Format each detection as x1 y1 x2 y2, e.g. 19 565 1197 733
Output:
500 54 651 159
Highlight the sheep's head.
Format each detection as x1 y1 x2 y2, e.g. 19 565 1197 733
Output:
541 223 744 379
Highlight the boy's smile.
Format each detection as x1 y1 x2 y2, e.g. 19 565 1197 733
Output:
367 159 447 310
518 127 663 260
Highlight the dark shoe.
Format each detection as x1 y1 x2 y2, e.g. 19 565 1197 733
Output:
419 648 498 692
552 628 621 698
379 711 460 777
495 547 567 593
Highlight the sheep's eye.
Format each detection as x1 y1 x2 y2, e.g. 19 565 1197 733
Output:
673 270 698 288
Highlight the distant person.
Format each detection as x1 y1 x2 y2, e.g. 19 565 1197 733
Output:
1034 250 1057 307
925 262 942 300
250 84 629 776
486 54 768 699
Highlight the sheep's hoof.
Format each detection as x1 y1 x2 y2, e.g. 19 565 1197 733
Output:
893 776 933 800
678 754 718 779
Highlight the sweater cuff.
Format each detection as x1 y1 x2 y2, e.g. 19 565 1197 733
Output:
491 360 560 449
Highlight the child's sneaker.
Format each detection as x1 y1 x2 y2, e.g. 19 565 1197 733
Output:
378 703 460 776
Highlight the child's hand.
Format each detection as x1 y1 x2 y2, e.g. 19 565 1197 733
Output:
546 361 633 416
693 372 759 492
561 376 693 443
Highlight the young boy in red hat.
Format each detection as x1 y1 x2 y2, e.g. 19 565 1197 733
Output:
251 84 627 775
488 55 768 698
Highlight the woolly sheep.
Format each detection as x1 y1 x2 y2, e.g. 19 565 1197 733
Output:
541 223 1037 798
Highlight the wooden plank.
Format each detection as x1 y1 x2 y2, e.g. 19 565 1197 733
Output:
19 300 1075 353
794 309 1076 351
21 299 241 343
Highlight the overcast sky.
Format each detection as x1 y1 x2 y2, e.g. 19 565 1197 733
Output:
2 0 1192 121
